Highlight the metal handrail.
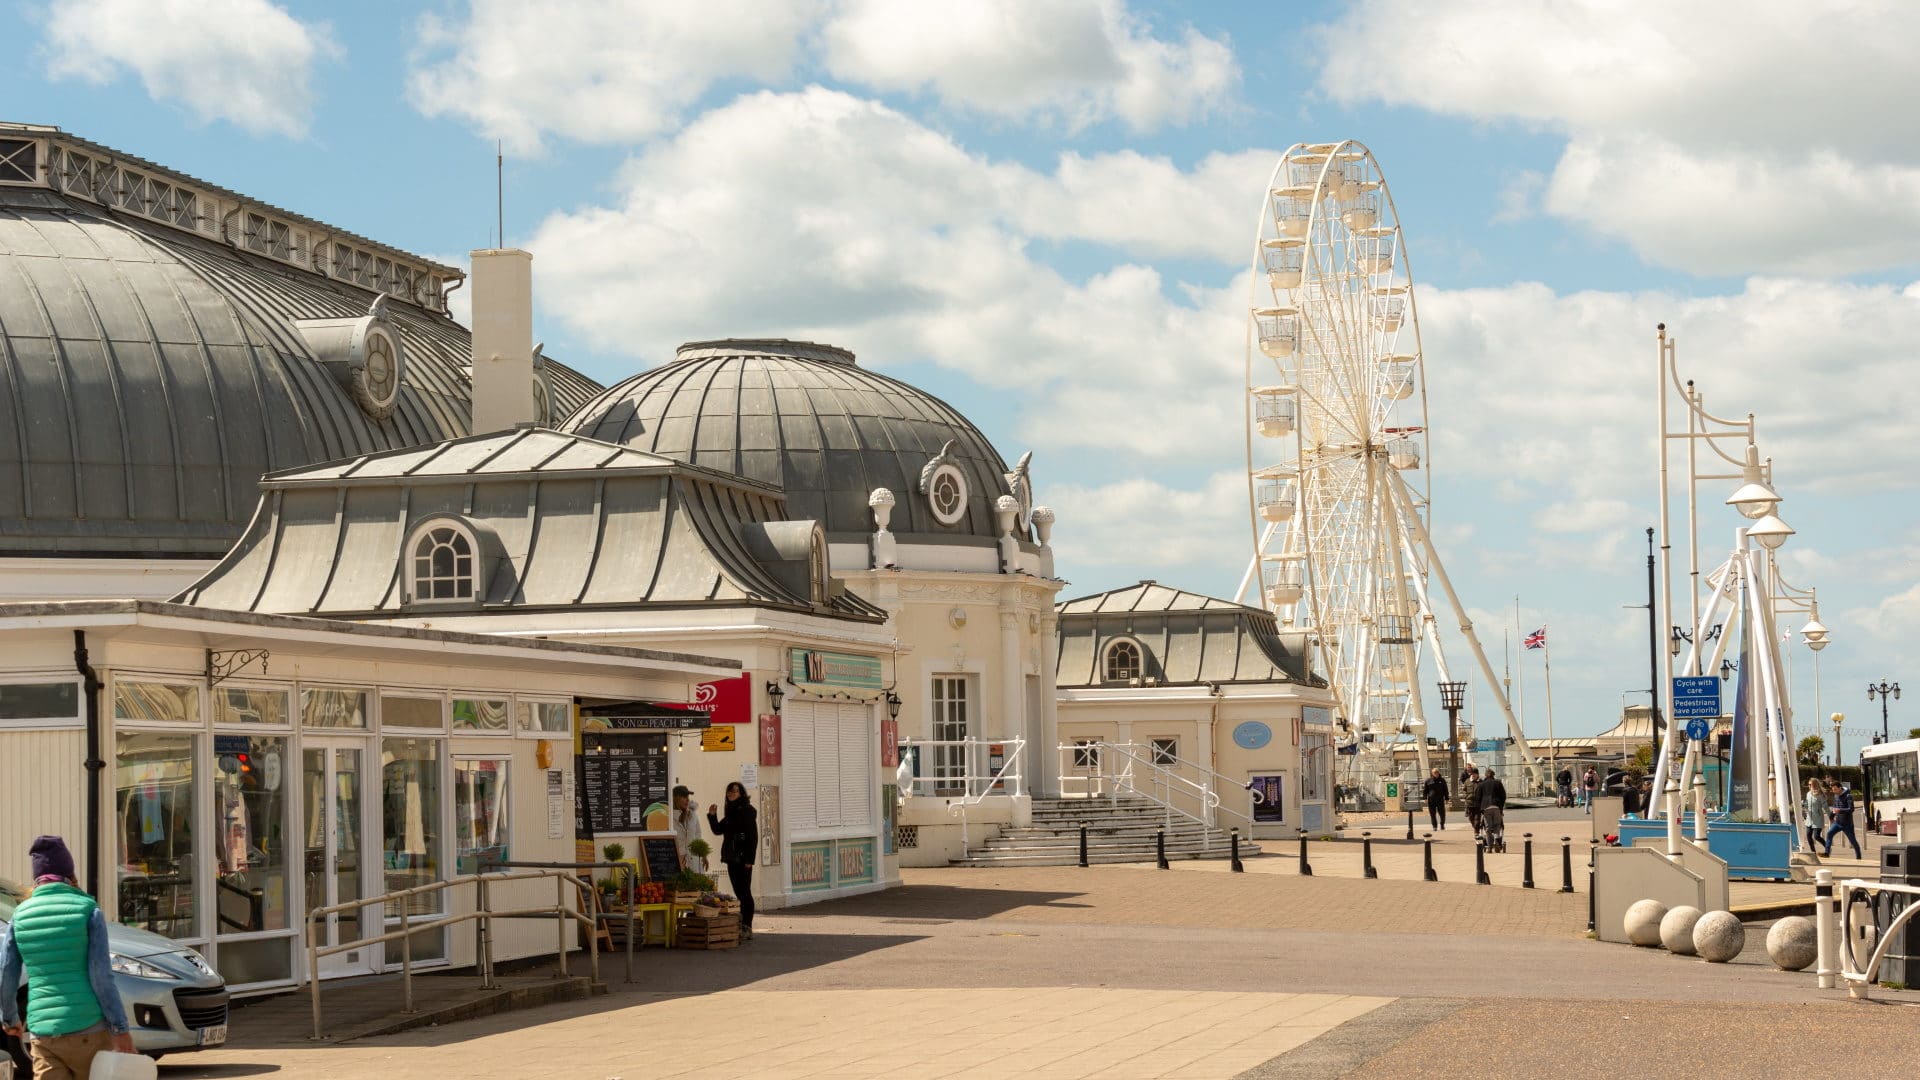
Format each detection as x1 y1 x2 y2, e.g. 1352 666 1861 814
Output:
1057 741 1220 839
1836 877 1920 998
304 868 598 1041
1104 741 1257 834
899 737 1027 801
485 859 641 985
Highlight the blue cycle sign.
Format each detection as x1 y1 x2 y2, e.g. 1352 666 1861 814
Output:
1671 676 1721 719
1685 718 1710 742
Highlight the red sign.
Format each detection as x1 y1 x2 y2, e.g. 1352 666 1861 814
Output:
655 674 751 727
880 718 899 768
758 713 782 766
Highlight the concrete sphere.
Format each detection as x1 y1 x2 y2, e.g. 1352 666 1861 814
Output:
1767 916 1817 971
1660 905 1704 955
1624 899 1669 947
1694 910 1746 963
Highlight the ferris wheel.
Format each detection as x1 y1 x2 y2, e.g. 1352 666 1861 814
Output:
1235 140 1538 784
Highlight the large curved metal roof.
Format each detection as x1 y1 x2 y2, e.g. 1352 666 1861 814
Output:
563 339 1017 542
0 183 601 557
1055 580 1314 687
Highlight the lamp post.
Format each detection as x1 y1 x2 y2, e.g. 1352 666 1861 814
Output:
1868 679 1901 743
1831 711 1844 767
1439 680 1467 806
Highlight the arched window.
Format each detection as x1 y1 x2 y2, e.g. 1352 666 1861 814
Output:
410 524 476 601
1104 640 1142 683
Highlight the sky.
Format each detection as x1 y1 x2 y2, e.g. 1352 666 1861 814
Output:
4 0 1917 748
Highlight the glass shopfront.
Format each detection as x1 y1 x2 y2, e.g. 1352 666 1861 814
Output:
115 732 197 939
454 758 510 873
381 738 443 916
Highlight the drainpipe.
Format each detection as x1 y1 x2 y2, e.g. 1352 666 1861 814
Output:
73 631 105 898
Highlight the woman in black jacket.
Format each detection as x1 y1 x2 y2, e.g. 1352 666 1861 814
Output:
707 782 760 936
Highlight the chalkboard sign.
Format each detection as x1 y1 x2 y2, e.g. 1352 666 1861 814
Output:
576 731 669 837
641 836 682 883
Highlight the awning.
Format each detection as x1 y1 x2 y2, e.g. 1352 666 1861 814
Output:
579 700 711 731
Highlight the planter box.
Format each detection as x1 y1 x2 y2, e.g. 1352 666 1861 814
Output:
1614 816 1796 880
677 912 739 950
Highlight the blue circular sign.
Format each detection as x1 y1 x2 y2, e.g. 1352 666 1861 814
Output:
1232 721 1273 750
1685 718 1710 742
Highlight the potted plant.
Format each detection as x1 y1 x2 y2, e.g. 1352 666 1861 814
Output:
667 869 714 906
602 842 626 863
687 838 711 872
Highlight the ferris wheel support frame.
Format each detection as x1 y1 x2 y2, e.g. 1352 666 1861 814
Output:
1386 467 1541 787
1375 452 1433 777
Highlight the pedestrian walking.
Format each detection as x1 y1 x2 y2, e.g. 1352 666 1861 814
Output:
0 836 134 1080
1422 768 1450 831
1803 777 1828 852
1555 766 1574 808
707 781 760 939
1824 780 1862 859
1581 766 1598 814
1477 770 1509 852
1462 767 1484 838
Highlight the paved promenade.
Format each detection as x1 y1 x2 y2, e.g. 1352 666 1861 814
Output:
168 859 1918 1079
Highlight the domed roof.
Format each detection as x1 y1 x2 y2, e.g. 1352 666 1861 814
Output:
0 165 601 557
564 340 1016 541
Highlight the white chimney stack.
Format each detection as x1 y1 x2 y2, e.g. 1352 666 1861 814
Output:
469 247 536 433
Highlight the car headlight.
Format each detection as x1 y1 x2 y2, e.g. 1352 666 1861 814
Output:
110 954 179 981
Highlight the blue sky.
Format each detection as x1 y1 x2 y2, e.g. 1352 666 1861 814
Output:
7 0 1917 748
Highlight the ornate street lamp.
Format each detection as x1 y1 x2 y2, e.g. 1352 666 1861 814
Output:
765 679 785 716
1868 679 1901 743
1438 679 1467 803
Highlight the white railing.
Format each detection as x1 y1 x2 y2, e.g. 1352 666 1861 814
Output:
1056 741 1244 842
1830 874 1920 999
899 737 1027 851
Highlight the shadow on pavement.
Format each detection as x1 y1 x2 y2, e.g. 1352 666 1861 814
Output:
774 883 1085 922
159 1063 280 1077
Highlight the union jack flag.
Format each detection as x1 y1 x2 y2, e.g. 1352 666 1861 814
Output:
1523 627 1547 650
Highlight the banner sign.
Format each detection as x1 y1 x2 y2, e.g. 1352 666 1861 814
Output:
758 713 782 766
880 718 899 768
789 649 883 690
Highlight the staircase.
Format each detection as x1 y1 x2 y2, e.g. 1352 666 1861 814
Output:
952 796 1261 867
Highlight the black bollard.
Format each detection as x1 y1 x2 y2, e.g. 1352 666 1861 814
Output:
1475 839 1490 885
1157 829 1169 870
1298 828 1313 876
1558 836 1573 894
1079 824 1089 868
1521 833 1535 889
1423 833 1437 881
1406 809 1415 841
1586 841 1597 931
1363 831 1377 879
1230 828 1244 873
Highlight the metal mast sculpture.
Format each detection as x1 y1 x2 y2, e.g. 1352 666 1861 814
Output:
1236 140 1540 788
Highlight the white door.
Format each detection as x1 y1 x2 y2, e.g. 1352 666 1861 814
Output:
302 741 378 978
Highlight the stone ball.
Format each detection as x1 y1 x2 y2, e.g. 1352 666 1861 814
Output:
1624 898 1668 947
1767 916 1817 971
1694 910 1746 963
1660 905 1704 955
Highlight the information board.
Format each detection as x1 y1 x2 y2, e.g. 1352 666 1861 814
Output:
575 731 669 837
641 836 681 882
1671 676 1722 719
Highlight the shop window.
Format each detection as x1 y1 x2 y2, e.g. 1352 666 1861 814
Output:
454 758 510 873
1150 738 1178 766
114 680 199 724
0 680 79 726
381 694 444 730
516 699 570 734
212 734 290 933
301 687 370 729
1301 732 1328 801
116 732 198 939
452 697 508 732
407 522 477 602
1104 640 1142 683
214 686 289 726
929 676 972 796
381 738 442 916
214 937 292 987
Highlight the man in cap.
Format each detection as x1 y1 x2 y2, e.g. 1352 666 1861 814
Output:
0 836 133 1078
671 785 705 872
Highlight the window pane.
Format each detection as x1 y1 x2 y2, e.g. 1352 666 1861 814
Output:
452 698 508 732
454 759 510 874
116 732 197 939
382 696 442 729
214 687 289 726
212 735 290 933
114 681 199 724
301 688 369 729
0 682 78 722
213 936 291 986
517 701 570 733
382 739 442 915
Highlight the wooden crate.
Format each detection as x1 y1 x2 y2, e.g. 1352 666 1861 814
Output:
676 912 739 950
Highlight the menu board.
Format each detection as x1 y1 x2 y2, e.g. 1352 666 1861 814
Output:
641 837 682 883
576 731 669 837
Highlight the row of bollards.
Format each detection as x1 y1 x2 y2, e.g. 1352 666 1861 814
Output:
1084 823 1583 891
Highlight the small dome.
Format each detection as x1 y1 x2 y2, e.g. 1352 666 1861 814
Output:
0 186 601 557
564 339 1015 541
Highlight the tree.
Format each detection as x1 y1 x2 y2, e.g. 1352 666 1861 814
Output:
1909 727 1920 741
1632 744 1654 772
1797 735 1825 766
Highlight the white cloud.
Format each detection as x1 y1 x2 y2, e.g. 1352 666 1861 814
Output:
407 0 822 153
821 0 1237 132
1043 470 1253 591
1313 1 1920 275
42 0 336 137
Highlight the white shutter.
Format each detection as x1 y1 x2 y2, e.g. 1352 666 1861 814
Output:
786 701 818 831
838 702 873 828
813 702 842 829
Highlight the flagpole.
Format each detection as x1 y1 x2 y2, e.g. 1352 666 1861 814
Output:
1513 596 1526 739
1543 630 1557 780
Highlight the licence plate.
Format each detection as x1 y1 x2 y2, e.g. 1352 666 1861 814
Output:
198 1025 227 1047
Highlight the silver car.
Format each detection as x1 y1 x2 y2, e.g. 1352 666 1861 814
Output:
0 878 229 1067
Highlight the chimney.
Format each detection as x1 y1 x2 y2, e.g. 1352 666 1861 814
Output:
468 248 536 433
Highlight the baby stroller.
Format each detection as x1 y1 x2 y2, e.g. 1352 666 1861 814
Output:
1478 806 1507 853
